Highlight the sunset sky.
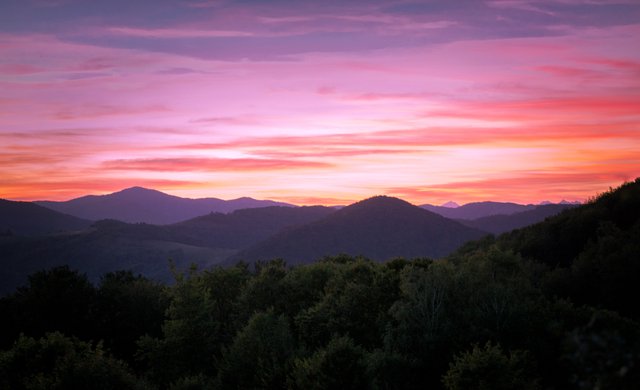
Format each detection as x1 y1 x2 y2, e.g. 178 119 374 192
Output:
1 0 639 205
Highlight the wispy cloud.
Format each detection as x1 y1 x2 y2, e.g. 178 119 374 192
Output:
102 157 332 172
51 104 171 121
486 0 557 15
0 63 44 75
105 26 255 39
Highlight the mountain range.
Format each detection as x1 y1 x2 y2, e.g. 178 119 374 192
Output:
0 187 579 294
35 187 294 225
457 203 574 235
421 201 536 220
14 186 577 228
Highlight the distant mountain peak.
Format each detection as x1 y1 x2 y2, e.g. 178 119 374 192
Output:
117 186 163 195
539 200 553 205
346 196 414 210
440 201 460 208
231 196 255 201
361 195 402 202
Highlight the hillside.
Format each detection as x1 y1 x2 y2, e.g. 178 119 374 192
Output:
0 205 334 295
485 179 640 267
169 206 335 248
35 187 294 225
421 201 534 220
0 199 92 236
233 196 487 264
85 205 336 250
458 203 575 235
457 178 640 320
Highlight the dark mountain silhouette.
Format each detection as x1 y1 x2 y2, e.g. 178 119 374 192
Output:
421 201 535 220
232 196 487 265
0 199 92 236
35 187 294 225
458 203 575 235
0 205 334 295
84 205 336 250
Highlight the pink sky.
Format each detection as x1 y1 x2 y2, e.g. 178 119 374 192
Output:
1 0 639 205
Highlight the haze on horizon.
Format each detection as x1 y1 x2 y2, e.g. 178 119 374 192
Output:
1 0 639 206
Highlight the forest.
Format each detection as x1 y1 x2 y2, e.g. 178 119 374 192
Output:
1 179 639 389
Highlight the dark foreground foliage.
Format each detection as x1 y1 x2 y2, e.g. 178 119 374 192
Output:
1 179 639 389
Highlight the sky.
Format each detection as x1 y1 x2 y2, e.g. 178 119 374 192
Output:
1 0 639 206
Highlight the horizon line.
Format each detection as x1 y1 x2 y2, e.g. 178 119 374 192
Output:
3 184 589 208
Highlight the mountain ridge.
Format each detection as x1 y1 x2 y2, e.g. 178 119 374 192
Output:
457 203 577 235
35 186 295 225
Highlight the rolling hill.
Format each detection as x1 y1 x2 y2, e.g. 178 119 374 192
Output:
84 205 336 250
167 206 335 248
35 187 294 225
0 199 92 236
0 205 334 295
232 196 487 265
